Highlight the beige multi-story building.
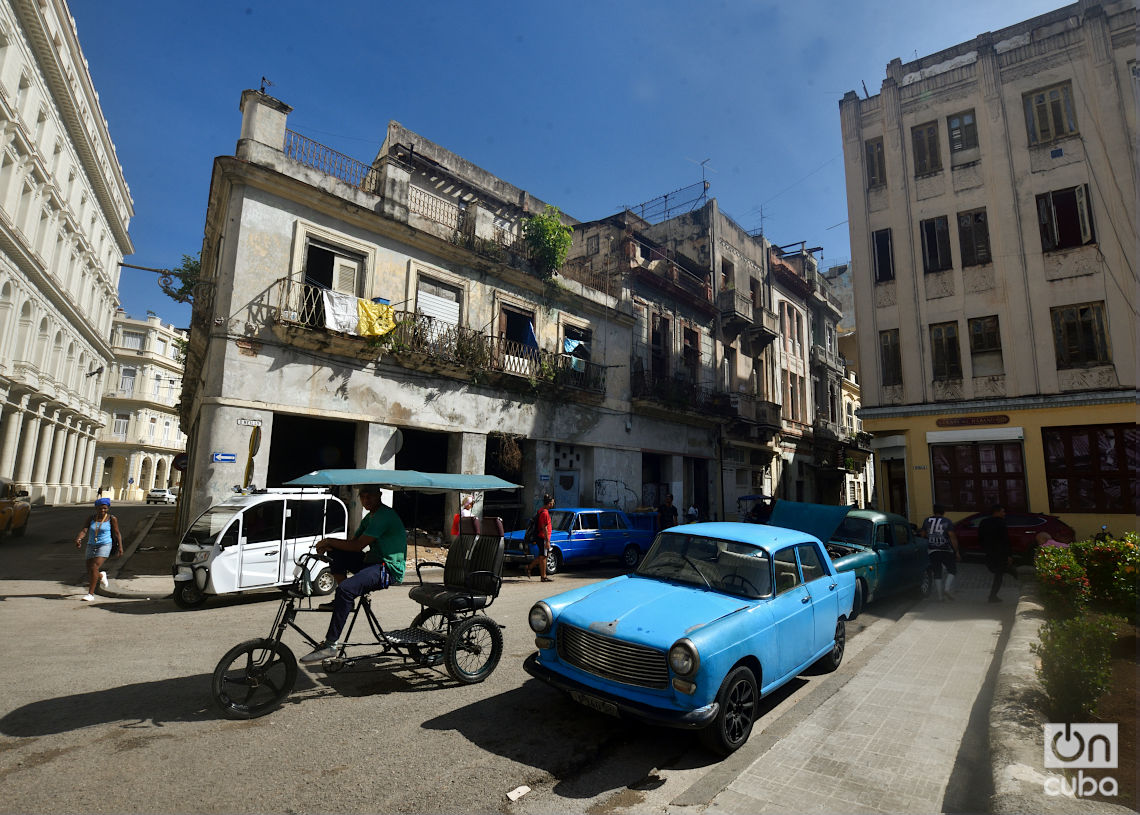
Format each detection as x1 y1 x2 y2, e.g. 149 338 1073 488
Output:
840 0 1135 537
0 0 133 504
95 312 187 500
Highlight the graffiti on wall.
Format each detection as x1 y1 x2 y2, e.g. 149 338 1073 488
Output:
594 478 641 512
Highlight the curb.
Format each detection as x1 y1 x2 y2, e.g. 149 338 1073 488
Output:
988 581 1134 814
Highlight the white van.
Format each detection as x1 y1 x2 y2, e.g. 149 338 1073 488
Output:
171 488 347 609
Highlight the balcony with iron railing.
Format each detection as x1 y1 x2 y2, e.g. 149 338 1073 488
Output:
813 411 842 443
718 289 754 327
810 343 844 372
631 248 714 315
629 369 728 417
270 278 606 395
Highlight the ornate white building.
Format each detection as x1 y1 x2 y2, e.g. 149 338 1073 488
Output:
0 0 133 504
95 312 186 500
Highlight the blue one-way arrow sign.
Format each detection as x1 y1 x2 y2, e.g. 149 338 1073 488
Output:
212 452 237 463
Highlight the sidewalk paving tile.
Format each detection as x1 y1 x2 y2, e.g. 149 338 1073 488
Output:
708 577 1004 815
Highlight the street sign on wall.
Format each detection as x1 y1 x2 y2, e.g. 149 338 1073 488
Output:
212 453 236 463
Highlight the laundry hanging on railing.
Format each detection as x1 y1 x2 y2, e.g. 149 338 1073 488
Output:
322 290 358 332
322 289 396 337
357 299 396 337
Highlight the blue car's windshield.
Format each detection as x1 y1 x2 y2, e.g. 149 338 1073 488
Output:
831 517 873 546
636 532 772 599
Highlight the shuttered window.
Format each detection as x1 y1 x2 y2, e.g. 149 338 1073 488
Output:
416 277 461 326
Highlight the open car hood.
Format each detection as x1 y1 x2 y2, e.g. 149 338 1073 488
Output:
767 500 853 545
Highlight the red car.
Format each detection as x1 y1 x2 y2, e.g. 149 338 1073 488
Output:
954 511 1075 560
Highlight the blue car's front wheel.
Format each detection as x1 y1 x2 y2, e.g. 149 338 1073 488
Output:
700 666 758 756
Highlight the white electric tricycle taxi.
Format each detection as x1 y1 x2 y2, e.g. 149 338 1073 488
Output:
172 488 346 609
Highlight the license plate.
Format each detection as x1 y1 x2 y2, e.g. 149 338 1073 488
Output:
570 690 618 717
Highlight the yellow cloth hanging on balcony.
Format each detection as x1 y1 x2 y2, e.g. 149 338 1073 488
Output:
357 299 396 337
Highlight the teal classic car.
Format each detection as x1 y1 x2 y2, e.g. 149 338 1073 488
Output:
524 521 856 755
768 502 930 615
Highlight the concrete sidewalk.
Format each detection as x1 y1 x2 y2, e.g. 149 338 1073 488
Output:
698 567 1007 814
100 507 176 600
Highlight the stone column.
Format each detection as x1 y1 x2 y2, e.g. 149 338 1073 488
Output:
46 416 70 503
0 398 27 478
14 405 42 485
126 452 140 501
60 423 81 503
446 431 487 521
30 410 57 501
69 426 90 501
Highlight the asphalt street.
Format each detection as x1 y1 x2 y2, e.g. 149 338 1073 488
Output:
0 505 1012 814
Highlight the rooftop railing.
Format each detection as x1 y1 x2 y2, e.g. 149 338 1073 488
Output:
283 130 379 192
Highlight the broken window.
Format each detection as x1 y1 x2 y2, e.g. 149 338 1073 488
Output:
957 209 991 266
1024 82 1078 146
947 110 978 153
1037 185 1094 252
930 321 962 381
879 329 902 387
911 121 942 175
872 229 894 283
865 137 886 187
920 216 953 273
1050 301 1110 369
968 316 1003 376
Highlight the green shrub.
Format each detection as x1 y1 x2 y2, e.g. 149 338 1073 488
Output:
1032 613 1120 720
522 206 573 278
1070 534 1140 616
1034 545 1090 617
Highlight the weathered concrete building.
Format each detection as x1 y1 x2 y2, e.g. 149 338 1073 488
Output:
567 197 855 516
181 92 730 533
95 311 187 500
840 0 1135 536
0 0 133 504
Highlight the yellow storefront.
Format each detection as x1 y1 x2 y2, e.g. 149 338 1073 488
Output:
866 396 1136 540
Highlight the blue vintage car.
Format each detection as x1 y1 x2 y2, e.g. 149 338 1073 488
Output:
523 521 856 755
768 502 931 614
504 507 656 574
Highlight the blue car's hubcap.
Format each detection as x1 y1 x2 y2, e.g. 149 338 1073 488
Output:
724 678 756 743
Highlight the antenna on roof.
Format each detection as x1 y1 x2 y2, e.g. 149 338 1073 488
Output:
861 80 869 98
260 76 274 94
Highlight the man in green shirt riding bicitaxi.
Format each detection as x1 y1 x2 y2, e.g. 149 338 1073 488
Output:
301 484 407 664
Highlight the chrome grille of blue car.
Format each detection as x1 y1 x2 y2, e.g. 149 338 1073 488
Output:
556 624 669 689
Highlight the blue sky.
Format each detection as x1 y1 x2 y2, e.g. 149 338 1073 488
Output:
73 0 1066 329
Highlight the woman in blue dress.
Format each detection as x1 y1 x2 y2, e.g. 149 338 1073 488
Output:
74 497 122 601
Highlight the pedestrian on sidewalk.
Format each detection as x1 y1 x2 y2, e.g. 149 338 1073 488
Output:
74 497 122 601
980 503 1013 602
919 504 959 601
525 493 555 582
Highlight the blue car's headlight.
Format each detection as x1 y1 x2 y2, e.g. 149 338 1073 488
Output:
528 602 553 634
668 638 700 678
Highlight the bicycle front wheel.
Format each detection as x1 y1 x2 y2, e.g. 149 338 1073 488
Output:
212 638 297 719
444 615 503 684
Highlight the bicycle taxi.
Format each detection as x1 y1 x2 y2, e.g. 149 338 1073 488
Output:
211 468 519 719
